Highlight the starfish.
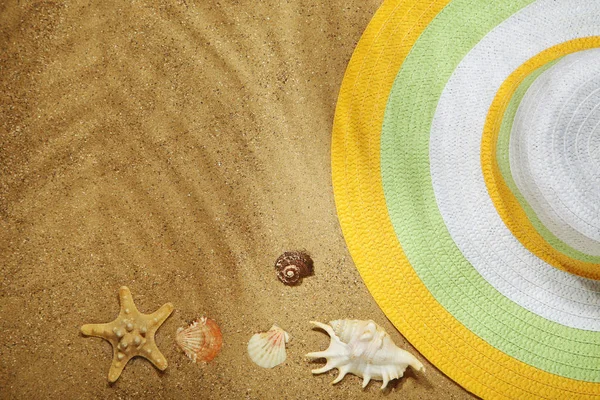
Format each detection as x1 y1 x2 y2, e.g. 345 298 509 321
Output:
81 286 174 382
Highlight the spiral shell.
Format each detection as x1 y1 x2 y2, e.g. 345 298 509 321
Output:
175 317 223 363
275 251 314 285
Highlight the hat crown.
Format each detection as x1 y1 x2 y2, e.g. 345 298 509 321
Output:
510 48 600 257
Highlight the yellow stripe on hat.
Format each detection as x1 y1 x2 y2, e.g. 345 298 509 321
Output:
332 0 600 398
481 37 600 280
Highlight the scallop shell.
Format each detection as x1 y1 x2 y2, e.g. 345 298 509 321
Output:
306 319 424 389
275 251 314 285
247 324 290 368
175 317 223 363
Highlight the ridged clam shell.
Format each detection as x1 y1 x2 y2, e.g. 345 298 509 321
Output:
247 325 290 368
175 317 223 363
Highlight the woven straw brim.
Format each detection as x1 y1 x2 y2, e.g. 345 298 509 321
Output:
332 0 600 398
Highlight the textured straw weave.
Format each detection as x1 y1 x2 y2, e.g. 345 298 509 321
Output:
332 0 600 398
509 49 600 257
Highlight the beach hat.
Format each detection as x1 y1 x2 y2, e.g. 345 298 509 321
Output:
331 1 600 399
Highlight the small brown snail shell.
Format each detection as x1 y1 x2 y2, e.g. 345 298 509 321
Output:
275 251 314 285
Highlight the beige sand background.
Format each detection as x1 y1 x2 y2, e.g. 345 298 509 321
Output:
0 1 476 398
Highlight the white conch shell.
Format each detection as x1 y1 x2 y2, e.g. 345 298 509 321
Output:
247 324 290 368
306 319 424 389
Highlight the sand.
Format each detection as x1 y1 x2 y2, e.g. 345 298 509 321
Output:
0 1 476 398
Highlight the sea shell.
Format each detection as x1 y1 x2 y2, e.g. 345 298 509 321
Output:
175 317 223 363
306 319 424 389
247 325 290 368
275 251 314 285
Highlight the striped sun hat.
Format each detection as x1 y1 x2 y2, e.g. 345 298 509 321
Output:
331 0 600 399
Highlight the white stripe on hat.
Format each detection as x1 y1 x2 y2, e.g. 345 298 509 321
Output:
429 0 600 331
